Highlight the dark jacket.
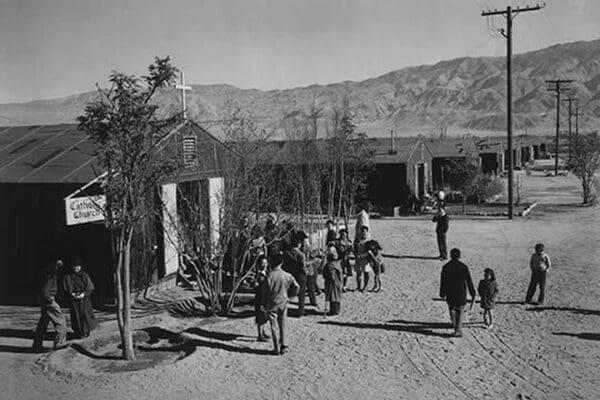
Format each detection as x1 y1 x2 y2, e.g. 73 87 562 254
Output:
478 279 498 309
283 247 307 277
326 229 337 245
433 214 449 233
439 259 476 306
39 274 59 305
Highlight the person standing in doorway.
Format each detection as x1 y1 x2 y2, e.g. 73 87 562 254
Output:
439 248 476 337
32 259 67 352
266 242 299 355
525 243 551 305
63 259 97 338
432 204 449 260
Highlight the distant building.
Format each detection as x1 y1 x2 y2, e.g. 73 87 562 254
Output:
256 136 434 214
475 135 549 173
0 121 235 305
424 137 480 190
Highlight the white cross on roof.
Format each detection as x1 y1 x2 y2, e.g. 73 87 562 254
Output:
175 71 192 120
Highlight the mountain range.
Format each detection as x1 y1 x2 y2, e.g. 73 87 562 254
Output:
2 38 600 138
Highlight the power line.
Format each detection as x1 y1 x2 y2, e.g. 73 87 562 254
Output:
481 3 545 220
562 96 578 165
546 79 573 175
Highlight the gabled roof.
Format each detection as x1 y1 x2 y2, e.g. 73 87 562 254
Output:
254 136 425 165
475 135 547 152
0 121 232 184
424 137 478 158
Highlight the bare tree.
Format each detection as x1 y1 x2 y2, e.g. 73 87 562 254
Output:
570 132 600 204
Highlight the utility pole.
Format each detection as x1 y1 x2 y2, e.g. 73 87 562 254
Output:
546 79 573 175
481 3 544 220
574 103 582 137
562 96 578 166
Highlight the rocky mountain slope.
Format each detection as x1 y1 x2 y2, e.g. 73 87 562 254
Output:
2 39 600 137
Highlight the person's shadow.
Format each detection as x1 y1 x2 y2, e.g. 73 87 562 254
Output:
383 254 440 260
319 319 453 338
0 328 78 354
553 332 600 341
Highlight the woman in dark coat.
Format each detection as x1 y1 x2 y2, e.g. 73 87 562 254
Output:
323 244 343 315
63 259 97 338
254 256 270 342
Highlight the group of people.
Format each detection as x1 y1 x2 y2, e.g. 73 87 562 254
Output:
251 217 386 355
33 202 554 354
435 195 552 337
32 259 97 352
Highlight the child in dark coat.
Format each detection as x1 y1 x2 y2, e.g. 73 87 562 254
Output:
477 268 498 328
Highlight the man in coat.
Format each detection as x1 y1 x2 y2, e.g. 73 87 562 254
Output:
432 204 449 260
283 231 315 317
266 242 300 355
32 259 68 352
439 248 476 337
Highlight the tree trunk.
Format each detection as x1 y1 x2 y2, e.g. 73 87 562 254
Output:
121 227 136 361
115 232 125 340
462 196 467 215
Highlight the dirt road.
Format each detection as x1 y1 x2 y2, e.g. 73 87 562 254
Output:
2 174 599 400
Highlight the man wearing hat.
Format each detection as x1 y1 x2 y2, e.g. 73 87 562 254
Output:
32 259 68 352
432 194 449 260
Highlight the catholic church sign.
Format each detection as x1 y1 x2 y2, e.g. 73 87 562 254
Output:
65 195 106 226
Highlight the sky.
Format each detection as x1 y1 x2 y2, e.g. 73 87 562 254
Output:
0 0 599 103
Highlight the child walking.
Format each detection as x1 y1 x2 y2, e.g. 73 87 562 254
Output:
525 243 551 305
477 268 498 328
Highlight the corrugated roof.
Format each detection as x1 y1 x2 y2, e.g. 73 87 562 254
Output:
0 121 232 184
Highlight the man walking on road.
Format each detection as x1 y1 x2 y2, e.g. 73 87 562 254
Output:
267 242 300 355
32 259 67 352
439 248 476 337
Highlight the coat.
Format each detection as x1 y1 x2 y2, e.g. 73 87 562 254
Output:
323 259 343 303
439 259 476 307
478 279 498 310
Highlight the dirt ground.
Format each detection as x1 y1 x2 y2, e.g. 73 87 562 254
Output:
1 173 599 400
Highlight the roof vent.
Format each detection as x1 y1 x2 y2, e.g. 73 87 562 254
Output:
183 135 197 168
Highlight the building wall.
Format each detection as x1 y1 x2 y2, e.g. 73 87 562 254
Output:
0 183 114 305
406 140 433 197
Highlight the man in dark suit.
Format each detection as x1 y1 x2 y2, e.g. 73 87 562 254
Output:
283 231 315 317
439 248 476 337
432 204 449 260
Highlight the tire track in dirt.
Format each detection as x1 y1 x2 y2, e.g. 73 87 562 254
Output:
391 260 475 400
400 222 581 400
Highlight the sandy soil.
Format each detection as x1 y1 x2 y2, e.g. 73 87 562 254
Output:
1 174 599 400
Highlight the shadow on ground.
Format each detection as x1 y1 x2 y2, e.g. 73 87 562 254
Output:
319 319 455 338
553 332 600 341
383 254 440 260
526 306 600 316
